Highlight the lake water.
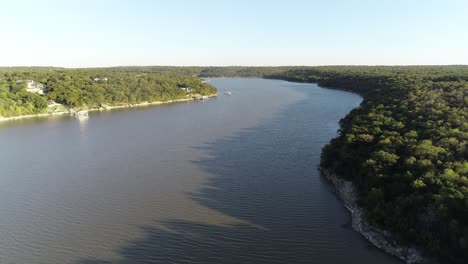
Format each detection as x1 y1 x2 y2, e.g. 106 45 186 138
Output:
0 78 401 264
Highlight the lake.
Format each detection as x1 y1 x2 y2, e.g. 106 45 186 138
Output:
0 78 401 263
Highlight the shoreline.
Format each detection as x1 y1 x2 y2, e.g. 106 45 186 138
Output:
0 94 217 123
321 168 429 264
269 76 434 263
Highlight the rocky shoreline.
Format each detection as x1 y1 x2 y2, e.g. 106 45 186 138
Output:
0 94 217 123
321 168 430 264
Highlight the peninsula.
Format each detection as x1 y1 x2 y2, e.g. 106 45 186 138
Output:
0 67 217 121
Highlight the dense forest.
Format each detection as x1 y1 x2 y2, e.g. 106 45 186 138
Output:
1 66 466 262
265 66 467 263
0 67 216 117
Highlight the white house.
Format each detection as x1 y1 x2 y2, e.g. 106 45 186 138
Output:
179 87 192 92
93 77 108 81
17 80 46 95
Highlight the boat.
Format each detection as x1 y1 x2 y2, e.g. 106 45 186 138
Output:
225 91 232 95
74 110 89 119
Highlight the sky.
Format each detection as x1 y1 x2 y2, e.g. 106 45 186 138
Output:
1 0 467 67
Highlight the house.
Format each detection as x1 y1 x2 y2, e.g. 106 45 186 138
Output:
93 77 108 81
16 80 46 95
179 87 193 92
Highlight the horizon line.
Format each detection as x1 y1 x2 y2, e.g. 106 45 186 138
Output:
1 64 468 69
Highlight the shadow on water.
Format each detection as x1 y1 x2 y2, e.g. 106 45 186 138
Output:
78 87 401 264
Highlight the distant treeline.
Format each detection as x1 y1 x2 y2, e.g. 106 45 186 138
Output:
0 67 216 117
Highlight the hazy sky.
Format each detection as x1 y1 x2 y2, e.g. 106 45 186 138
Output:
1 0 467 67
